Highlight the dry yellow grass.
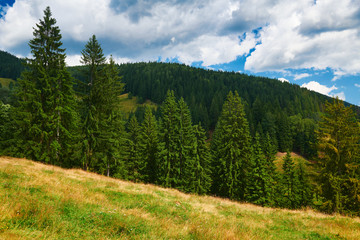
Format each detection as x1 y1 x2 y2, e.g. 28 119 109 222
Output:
1 156 360 239
118 93 157 114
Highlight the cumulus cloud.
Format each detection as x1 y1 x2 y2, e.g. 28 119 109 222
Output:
355 83 360 88
278 77 289 83
1 0 360 77
301 81 345 100
294 73 310 80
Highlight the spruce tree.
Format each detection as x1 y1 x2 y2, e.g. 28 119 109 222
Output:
296 162 312 208
317 98 360 214
246 132 271 206
80 35 106 171
158 90 180 187
188 124 212 194
139 106 159 183
14 6 77 164
211 91 252 200
125 115 142 182
281 152 299 209
95 56 125 176
177 97 196 191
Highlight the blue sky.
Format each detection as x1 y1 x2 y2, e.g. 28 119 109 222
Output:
0 0 360 106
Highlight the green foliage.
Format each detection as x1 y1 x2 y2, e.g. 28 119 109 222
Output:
0 50 24 80
281 152 300 209
158 90 180 188
211 91 252 200
12 6 78 165
125 115 142 182
316 98 360 214
138 107 159 183
246 133 272 206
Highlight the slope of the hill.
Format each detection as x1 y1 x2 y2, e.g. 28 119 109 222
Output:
0 50 24 80
1 157 359 239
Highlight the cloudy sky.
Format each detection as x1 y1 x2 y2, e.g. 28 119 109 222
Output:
1 0 360 105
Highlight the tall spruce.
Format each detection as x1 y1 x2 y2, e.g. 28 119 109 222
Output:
80 35 106 171
188 124 212 194
317 98 360 214
139 107 159 183
126 115 142 182
95 56 124 176
177 97 196 191
246 132 271 206
158 90 180 187
211 91 252 200
281 152 299 209
14 6 77 164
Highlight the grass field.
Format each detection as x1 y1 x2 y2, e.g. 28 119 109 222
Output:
0 78 15 88
1 156 359 239
118 93 157 115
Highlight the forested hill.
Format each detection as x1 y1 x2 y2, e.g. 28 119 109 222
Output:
116 62 331 127
0 50 24 80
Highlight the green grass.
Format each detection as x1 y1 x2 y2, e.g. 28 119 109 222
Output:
0 78 15 88
118 93 157 115
1 156 360 239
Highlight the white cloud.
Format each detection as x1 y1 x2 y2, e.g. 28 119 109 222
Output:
355 83 360 88
294 73 310 80
301 81 345 100
65 54 82 66
278 77 289 83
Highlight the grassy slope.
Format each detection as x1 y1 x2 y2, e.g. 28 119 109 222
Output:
0 78 15 88
118 93 157 115
1 157 360 240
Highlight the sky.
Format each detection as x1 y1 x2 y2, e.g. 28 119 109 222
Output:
0 0 360 106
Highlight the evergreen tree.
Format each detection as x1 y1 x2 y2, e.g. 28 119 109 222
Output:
188 124 212 194
14 6 78 164
80 35 106 171
177 97 196 191
211 91 252 200
317 98 360 214
296 162 312 207
158 90 180 187
95 56 125 176
125 115 142 182
281 152 299 209
246 132 271 206
139 106 159 183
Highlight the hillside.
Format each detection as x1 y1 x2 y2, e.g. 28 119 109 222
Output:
0 50 24 80
1 156 360 240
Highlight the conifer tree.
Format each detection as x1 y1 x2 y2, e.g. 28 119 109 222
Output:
80 35 106 171
317 98 360 214
14 6 77 164
188 124 212 194
139 107 159 183
177 97 196 191
95 56 125 176
158 90 180 187
296 162 312 207
125 115 142 182
281 152 299 209
211 91 252 200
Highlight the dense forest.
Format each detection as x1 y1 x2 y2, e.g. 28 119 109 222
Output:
1 7 360 216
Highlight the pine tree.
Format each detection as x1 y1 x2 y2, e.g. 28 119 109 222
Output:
296 162 312 207
95 56 125 176
80 35 106 171
158 90 180 187
177 97 196 191
281 152 299 209
139 106 159 183
14 6 78 164
125 115 142 182
211 91 252 200
188 124 212 194
246 132 271 206
317 98 360 214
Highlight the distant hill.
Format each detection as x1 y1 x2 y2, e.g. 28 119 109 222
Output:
0 50 24 80
1 156 359 239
